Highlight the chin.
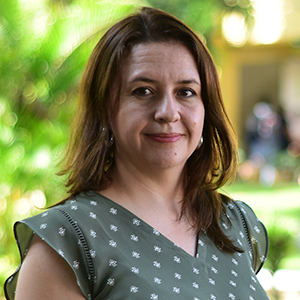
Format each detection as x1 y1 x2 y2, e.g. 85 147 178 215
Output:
146 155 187 171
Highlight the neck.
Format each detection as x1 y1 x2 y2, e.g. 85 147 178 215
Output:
102 157 186 217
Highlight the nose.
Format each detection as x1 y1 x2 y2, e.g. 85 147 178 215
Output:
154 93 180 123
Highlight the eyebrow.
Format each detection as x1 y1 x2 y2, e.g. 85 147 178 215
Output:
176 79 200 86
129 77 157 84
129 77 201 86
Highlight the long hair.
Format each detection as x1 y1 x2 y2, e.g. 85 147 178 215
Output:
58 7 240 252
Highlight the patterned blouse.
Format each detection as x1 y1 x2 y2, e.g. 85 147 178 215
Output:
4 191 269 300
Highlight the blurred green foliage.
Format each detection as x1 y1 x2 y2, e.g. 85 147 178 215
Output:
0 0 141 294
0 0 258 297
265 217 296 273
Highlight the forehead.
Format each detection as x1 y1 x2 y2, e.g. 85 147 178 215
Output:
120 42 199 81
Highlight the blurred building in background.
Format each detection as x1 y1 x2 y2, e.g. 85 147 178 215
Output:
218 0 300 185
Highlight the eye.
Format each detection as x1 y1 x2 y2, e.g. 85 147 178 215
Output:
177 89 196 97
133 87 152 96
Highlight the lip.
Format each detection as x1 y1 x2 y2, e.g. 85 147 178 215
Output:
146 133 182 143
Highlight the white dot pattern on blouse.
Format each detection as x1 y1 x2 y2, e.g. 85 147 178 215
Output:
4 192 270 300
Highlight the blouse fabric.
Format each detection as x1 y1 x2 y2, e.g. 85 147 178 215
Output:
4 191 269 300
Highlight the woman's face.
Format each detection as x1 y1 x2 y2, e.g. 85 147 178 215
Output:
110 42 205 173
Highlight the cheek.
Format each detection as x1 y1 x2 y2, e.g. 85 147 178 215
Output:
188 105 205 133
112 108 145 138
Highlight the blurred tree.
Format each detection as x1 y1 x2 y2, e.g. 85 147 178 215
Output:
146 0 254 49
0 0 253 297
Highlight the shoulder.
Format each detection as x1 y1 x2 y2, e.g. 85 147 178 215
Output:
224 198 269 273
5 191 107 300
20 191 108 235
19 191 110 272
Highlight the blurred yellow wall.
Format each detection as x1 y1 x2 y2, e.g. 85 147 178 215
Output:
217 41 300 141
216 0 300 143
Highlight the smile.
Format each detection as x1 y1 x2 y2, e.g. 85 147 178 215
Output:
146 133 182 143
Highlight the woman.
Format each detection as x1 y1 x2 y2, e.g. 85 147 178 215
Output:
5 7 269 300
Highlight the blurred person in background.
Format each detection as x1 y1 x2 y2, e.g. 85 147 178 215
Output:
245 101 290 185
4 7 269 300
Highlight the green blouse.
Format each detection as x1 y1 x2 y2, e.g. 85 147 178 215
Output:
4 192 269 300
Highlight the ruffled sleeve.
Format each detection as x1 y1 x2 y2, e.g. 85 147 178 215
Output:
4 205 94 300
233 200 269 274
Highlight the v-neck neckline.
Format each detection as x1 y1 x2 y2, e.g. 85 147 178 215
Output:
87 191 200 260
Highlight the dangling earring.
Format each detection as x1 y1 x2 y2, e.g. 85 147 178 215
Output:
108 131 114 147
197 136 203 149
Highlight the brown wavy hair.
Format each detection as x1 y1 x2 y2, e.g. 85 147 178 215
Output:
58 7 241 253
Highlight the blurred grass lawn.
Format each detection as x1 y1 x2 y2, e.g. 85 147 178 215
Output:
222 181 300 212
